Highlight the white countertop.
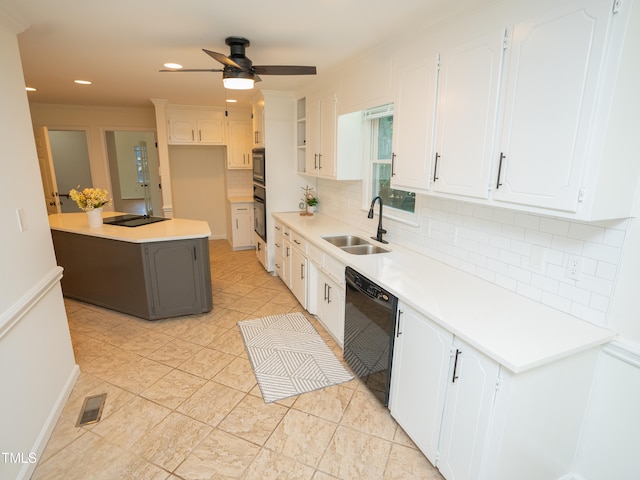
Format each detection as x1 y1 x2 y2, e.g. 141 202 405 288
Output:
273 211 616 374
227 195 254 204
49 212 211 243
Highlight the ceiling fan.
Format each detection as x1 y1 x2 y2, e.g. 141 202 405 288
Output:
160 36 317 90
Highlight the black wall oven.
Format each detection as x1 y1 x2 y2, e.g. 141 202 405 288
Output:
253 184 266 242
252 148 265 185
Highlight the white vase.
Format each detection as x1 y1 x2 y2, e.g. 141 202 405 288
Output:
86 208 103 228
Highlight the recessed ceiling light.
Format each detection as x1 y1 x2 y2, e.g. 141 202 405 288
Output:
74 80 92 85
25 87 37 92
163 63 183 69
225 99 238 103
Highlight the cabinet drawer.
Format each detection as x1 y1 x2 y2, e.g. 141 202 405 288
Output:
291 231 307 252
308 243 324 268
232 203 252 214
325 254 345 285
274 221 284 237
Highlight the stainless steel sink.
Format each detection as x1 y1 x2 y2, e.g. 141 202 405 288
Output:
340 244 390 255
322 235 370 247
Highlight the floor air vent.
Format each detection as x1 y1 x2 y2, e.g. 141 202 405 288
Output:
76 393 107 427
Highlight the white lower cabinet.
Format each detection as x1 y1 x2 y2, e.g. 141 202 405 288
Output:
390 301 600 480
229 203 253 250
389 303 453 463
254 233 267 271
390 303 499 477
315 269 345 346
290 246 307 309
437 338 500 480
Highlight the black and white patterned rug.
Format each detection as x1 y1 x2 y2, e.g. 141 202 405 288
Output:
238 312 354 403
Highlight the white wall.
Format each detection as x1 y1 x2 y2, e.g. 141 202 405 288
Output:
168 145 228 239
0 18 77 480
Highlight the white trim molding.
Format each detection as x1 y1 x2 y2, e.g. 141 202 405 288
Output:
603 338 640 369
0 266 64 340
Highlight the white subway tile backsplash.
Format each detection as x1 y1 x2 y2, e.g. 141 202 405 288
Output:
539 217 570 236
317 179 625 328
568 222 605 242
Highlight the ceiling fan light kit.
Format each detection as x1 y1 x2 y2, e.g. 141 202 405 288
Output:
222 69 255 90
161 36 316 91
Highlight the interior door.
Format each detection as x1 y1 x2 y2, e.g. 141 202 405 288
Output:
33 126 60 215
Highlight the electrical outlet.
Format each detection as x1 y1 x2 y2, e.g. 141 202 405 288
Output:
566 256 582 280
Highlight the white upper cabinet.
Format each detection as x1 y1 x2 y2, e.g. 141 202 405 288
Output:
432 30 505 200
167 107 226 145
227 120 252 169
386 0 636 220
305 91 337 178
391 57 439 193
493 0 616 214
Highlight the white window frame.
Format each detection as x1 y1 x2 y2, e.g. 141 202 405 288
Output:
363 104 420 226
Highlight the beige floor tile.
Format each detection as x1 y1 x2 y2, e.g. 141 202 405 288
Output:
318 425 392 480
244 448 315 480
118 329 174 357
208 306 250 329
174 429 260 479
107 356 173 394
292 383 355 423
384 443 443 479
178 346 236 380
177 380 245 426
89 396 171 449
265 409 338 467
180 321 231 347
147 338 205 368
340 388 399 440
131 411 212 472
218 394 288 445
212 356 258 393
208 327 247 356
140 369 207 409
36 417 87 464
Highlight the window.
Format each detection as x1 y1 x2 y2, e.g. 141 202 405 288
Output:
365 105 417 222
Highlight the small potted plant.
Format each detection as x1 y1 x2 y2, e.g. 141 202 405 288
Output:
301 185 318 216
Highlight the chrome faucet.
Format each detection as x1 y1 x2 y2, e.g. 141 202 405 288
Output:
368 196 388 243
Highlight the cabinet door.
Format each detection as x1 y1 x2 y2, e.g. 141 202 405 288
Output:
144 239 210 318
316 270 345 346
432 30 505 199
317 94 337 178
389 304 453 464
197 115 225 144
168 118 196 144
227 120 252 169
391 58 439 192
305 95 320 175
291 247 307 308
493 0 613 212
252 96 265 147
437 338 499 480
231 204 253 249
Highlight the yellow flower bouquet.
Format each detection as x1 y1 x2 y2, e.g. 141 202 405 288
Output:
69 186 111 212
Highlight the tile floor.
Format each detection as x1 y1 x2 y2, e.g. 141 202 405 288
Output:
32 240 443 480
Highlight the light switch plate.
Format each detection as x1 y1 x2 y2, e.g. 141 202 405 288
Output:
16 208 28 232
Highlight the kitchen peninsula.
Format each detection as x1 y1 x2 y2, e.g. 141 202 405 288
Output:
49 212 212 320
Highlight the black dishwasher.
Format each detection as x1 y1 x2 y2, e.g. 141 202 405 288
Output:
344 267 398 406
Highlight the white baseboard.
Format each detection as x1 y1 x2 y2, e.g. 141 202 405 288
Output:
17 364 80 480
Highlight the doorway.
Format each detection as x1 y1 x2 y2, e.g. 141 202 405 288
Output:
105 131 162 216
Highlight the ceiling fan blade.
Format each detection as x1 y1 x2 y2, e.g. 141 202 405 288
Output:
253 65 317 75
203 49 241 69
159 68 223 72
